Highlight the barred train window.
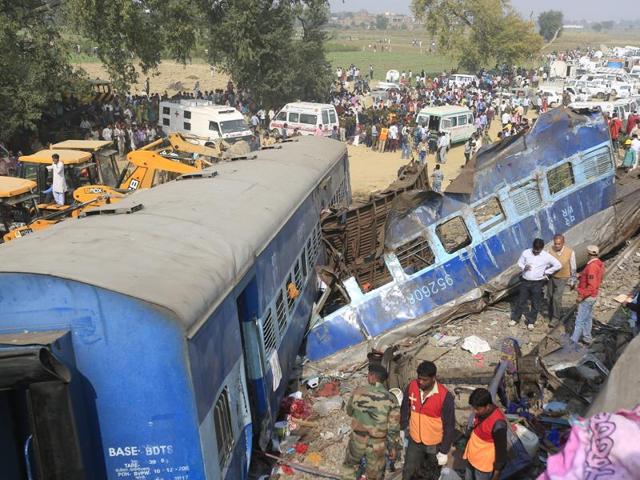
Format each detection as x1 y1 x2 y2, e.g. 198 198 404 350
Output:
436 217 472 254
474 197 506 232
276 290 287 332
510 180 542 216
214 387 234 470
582 148 612 180
261 308 277 357
395 236 435 275
547 163 575 195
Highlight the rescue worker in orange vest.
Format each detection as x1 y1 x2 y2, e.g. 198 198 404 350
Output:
463 388 508 480
400 361 456 480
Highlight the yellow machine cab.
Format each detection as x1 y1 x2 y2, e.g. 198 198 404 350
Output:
17 149 98 210
0 176 40 240
51 140 121 186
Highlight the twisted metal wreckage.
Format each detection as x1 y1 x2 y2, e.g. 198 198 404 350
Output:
307 107 640 368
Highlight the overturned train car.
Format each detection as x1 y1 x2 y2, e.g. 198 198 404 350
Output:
307 107 640 365
0 137 350 480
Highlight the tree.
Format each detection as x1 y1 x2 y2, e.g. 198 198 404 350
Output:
66 0 200 90
601 20 615 30
412 0 544 71
204 0 332 108
0 0 86 143
592 22 603 32
376 14 389 30
66 0 333 107
538 10 563 42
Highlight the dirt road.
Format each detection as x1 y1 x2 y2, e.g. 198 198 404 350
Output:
348 117 510 199
76 62 229 95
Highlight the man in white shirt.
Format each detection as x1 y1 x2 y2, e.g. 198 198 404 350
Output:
102 124 113 142
49 153 67 205
510 238 562 330
437 132 448 164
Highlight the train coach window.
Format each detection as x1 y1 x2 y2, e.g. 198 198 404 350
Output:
474 197 506 232
262 308 278 357
582 147 613 180
276 290 287 332
301 249 308 278
395 236 435 275
510 180 542 216
214 387 234 470
547 162 575 195
436 217 472 254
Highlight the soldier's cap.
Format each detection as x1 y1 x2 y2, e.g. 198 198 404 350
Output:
368 363 388 379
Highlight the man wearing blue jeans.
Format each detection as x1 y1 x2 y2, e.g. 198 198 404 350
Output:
572 245 605 345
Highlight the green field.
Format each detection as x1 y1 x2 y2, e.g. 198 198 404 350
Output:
69 27 640 84
328 50 454 79
325 27 640 80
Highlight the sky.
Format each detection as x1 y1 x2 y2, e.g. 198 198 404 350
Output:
329 0 639 21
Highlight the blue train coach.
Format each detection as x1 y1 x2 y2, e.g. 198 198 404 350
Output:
0 137 350 480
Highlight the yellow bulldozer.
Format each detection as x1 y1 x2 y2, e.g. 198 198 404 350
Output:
3 136 214 242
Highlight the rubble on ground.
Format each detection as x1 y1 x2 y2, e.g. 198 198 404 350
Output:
268 238 640 479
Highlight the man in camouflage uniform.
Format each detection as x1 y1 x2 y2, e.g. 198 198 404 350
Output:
341 363 401 480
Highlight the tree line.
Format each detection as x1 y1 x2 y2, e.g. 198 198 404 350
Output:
2 0 556 144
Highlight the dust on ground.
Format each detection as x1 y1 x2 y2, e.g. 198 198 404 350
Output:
348 114 515 201
75 62 230 96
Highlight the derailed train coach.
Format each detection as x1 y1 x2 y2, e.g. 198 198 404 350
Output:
308 107 640 365
0 137 350 479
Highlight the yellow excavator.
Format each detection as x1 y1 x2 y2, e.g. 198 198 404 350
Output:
4 145 202 242
0 176 42 241
3 133 237 242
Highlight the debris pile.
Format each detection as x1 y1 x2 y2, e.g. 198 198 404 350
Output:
281 237 640 479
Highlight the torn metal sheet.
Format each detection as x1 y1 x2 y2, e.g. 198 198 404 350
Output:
307 107 640 366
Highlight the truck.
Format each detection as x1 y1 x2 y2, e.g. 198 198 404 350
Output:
158 100 255 148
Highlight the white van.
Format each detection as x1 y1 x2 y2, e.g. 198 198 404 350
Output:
415 106 476 145
450 74 476 87
159 100 253 146
269 102 339 136
569 98 638 124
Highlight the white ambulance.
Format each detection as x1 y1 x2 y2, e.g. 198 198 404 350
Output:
269 102 339 136
159 100 253 146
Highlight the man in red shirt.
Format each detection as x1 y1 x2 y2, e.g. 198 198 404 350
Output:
609 113 623 152
626 110 639 136
572 245 605 345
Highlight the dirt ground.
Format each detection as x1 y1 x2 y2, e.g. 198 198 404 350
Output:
348 116 512 200
75 62 230 95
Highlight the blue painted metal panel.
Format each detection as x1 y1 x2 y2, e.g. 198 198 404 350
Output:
189 298 243 423
0 274 206 480
470 109 610 201
223 426 250 480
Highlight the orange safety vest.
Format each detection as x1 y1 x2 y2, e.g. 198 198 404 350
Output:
407 380 448 446
463 406 507 473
